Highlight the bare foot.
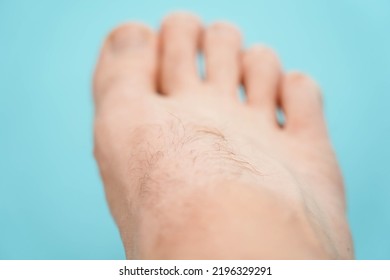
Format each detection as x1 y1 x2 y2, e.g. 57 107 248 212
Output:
93 13 353 259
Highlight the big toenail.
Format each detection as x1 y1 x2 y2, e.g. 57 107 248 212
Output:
110 26 149 52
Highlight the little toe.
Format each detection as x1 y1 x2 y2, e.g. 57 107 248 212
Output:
93 23 158 105
242 45 282 121
281 72 327 136
203 22 242 97
159 12 202 95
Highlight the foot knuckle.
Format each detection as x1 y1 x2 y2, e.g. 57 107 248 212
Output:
94 74 135 99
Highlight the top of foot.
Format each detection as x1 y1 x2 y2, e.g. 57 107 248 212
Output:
93 12 353 259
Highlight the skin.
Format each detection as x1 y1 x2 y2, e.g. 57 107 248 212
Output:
92 12 354 259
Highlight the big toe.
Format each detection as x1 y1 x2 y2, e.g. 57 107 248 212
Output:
93 23 158 106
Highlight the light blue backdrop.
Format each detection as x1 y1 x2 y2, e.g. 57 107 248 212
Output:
0 0 389 259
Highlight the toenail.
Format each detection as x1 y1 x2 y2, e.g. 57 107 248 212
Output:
110 24 152 52
164 12 200 23
286 72 322 100
248 45 275 57
162 12 201 32
211 22 239 31
209 22 241 38
243 45 280 70
288 72 314 85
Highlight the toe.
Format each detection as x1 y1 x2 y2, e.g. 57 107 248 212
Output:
203 22 242 97
93 23 157 105
159 12 202 95
281 72 327 135
242 45 282 121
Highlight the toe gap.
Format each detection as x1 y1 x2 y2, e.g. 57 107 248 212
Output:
276 107 286 128
197 52 206 80
238 85 246 103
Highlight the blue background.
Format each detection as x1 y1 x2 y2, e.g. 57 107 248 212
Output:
0 0 389 259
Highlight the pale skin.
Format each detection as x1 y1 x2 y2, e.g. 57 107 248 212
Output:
93 12 354 259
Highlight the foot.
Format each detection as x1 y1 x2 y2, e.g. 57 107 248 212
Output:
93 13 353 259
